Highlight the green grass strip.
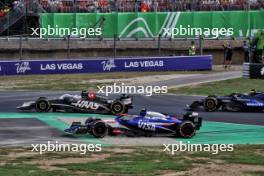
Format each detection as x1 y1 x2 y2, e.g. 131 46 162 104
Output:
180 121 264 144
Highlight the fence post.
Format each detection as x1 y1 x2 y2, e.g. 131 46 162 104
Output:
67 35 70 59
7 12 9 36
199 35 203 55
19 36 22 60
114 34 117 58
158 34 161 56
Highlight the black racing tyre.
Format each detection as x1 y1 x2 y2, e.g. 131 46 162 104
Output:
111 101 126 115
177 121 196 138
91 120 108 138
204 97 219 112
189 101 201 110
85 118 96 132
35 98 51 112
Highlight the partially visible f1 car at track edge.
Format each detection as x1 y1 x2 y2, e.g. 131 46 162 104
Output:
17 91 133 115
188 91 264 112
64 110 202 138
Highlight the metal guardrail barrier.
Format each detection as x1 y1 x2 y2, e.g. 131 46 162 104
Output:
0 35 250 60
0 36 249 41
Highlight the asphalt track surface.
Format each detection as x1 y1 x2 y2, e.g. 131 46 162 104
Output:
0 91 263 146
0 118 80 146
143 71 241 87
0 91 263 125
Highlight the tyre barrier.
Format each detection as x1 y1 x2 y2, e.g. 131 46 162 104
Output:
243 62 264 79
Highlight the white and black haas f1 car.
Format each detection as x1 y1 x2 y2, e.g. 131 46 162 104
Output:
189 91 264 112
64 110 202 138
17 91 133 115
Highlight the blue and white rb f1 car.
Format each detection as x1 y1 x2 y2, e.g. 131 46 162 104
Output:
64 110 202 138
189 91 264 112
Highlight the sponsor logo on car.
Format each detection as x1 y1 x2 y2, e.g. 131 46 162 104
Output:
138 120 156 131
15 62 31 74
71 100 99 110
246 102 264 107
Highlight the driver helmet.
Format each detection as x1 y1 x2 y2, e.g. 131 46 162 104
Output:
249 89 256 96
88 91 96 100
81 90 96 100
140 108 147 117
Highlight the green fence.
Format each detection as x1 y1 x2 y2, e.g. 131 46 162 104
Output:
40 11 264 38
